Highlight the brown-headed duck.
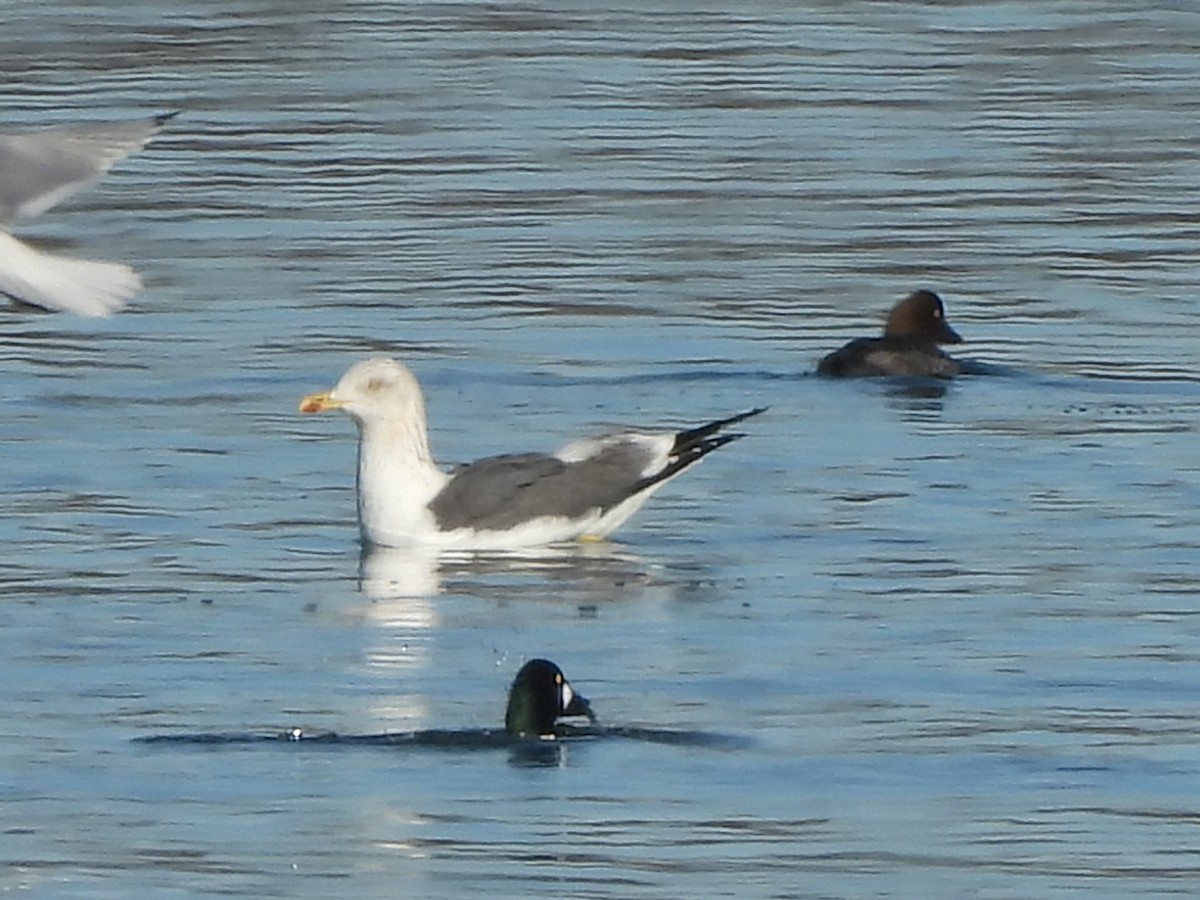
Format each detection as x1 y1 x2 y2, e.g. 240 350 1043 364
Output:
817 290 963 378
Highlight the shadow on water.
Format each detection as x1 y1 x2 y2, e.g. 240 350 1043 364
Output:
358 542 673 604
134 724 750 768
864 357 1016 401
836 359 1200 424
813 358 1001 408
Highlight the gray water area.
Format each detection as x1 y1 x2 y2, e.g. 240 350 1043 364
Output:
3 2 1200 896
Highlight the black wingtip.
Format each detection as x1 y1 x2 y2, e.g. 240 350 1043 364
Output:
633 410 761 497
153 110 182 127
673 407 767 455
707 406 768 431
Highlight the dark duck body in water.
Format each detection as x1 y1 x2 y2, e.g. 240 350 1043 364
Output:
818 290 963 379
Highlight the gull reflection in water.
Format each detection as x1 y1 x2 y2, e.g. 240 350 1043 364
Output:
355 542 666 736
348 548 441 727
358 541 664 609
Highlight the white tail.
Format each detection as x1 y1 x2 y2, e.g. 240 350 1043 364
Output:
0 232 140 317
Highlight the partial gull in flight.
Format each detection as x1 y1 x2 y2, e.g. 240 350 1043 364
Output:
300 357 765 550
0 112 176 316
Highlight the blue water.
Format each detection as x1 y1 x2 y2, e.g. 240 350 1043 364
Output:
3 2 1200 897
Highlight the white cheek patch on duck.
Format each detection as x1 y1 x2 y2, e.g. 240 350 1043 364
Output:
560 679 575 713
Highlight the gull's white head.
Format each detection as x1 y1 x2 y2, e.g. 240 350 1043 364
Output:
299 357 427 427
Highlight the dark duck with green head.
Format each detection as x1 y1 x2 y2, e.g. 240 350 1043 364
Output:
505 658 595 738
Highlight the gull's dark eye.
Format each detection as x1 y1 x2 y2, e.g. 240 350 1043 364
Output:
366 377 386 392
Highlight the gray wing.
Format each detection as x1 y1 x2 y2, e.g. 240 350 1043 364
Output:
428 446 655 532
0 114 173 225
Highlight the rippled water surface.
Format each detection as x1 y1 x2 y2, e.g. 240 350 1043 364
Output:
3 2 1200 897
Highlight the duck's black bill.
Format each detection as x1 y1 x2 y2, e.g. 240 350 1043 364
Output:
565 692 597 723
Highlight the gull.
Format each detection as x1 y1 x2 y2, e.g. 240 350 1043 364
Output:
0 112 175 316
299 357 764 550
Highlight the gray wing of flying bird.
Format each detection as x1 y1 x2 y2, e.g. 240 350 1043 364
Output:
0 112 177 224
0 111 176 316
